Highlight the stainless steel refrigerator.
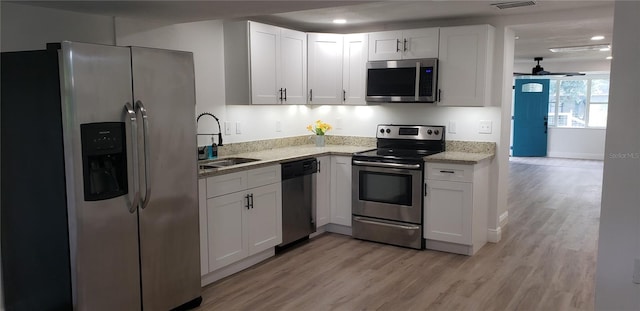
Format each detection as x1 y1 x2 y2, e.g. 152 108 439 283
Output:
1 41 201 310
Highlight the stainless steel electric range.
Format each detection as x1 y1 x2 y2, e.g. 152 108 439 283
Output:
351 124 446 249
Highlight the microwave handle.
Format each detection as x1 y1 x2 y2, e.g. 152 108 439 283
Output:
438 89 442 102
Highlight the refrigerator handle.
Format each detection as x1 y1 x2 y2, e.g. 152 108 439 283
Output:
124 102 140 213
136 100 152 209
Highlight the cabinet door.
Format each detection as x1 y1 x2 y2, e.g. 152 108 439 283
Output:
315 156 332 227
438 25 494 107
198 179 208 276
280 28 307 105
368 31 403 61
424 180 473 245
248 183 282 255
330 156 352 227
250 22 281 105
308 33 344 105
207 192 248 271
343 34 368 105
402 27 439 59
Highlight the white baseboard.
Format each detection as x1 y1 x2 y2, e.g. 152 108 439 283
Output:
487 211 508 243
547 151 604 160
487 227 502 243
201 248 274 287
325 223 352 236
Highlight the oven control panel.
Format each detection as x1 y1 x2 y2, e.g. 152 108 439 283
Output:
376 124 445 140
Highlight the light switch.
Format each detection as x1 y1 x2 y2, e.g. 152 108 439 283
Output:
479 120 492 134
275 120 282 132
336 118 343 130
235 122 242 134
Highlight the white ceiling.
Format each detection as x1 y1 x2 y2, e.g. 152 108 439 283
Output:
14 0 615 66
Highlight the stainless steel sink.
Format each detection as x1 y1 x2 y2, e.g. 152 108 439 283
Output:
199 157 260 169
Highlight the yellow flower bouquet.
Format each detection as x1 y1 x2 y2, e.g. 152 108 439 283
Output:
307 120 332 136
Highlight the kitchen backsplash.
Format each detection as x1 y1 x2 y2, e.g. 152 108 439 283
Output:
217 135 495 156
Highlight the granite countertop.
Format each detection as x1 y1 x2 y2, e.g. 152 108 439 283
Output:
199 144 373 178
199 142 496 177
424 151 494 164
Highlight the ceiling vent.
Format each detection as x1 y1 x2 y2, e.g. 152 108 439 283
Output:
490 1 536 9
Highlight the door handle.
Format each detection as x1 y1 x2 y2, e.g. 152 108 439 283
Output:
396 39 401 52
278 88 283 100
343 90 346 102
135 100 151 209
284 88 287 101
403 38 408 51
309 89 313 101
123 102 140 213
249 193 254 209
245 194 250 209
424 183 427 196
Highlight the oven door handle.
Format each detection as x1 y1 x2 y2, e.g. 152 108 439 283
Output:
353 216 421 230
353 160 421 170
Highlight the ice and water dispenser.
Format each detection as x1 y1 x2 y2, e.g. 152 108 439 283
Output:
80 122 128 201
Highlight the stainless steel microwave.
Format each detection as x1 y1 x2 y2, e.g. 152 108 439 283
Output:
365 58 438 103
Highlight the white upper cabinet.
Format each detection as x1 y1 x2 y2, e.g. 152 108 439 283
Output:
280 28 307 105
224 21 307 105
437 24 495 107
342 34 368 105
368 28 439 61
307 33 368 105
307 33 344 104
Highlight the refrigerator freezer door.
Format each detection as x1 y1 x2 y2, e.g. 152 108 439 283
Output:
131 47 201 310
59 42 141 310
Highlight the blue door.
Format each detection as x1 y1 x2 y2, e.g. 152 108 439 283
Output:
513 79 550 157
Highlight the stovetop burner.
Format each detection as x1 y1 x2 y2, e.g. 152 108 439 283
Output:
353 124 446 163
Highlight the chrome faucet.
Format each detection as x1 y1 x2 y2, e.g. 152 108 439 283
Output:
196 112 223 146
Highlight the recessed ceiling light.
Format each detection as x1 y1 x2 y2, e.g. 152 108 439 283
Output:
606 56 613 60
514 36 520 40
591 35 605 41
332 19 347 24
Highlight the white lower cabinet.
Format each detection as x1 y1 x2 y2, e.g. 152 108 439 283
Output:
315 156 332 227
424 161 489 255
201 165 282 275
330 156 352 227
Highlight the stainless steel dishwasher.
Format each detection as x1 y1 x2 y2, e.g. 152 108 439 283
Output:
279 158 317 247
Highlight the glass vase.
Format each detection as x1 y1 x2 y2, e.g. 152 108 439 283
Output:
315 135 325 147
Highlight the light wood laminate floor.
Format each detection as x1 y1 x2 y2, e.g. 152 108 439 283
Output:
197 157 602 310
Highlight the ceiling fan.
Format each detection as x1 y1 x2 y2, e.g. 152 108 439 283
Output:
514 57 585 77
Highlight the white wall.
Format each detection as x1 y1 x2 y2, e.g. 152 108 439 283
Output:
596 1 640 309
114 18 227 147
0 2 114 52
547 128 606 160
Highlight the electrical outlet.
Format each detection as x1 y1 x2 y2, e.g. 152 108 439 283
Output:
336 118 343 130
275 120 282 132
479 120 492 134
224 121 232 135
235 122 242 134
448 121 457 134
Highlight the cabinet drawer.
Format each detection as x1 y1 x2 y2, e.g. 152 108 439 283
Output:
426 163 474 182
247 165 281 189
206 171 247 198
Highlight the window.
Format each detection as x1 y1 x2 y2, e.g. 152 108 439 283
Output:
547 75 609 128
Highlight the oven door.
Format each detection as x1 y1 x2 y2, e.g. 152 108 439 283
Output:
352 160 423 223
